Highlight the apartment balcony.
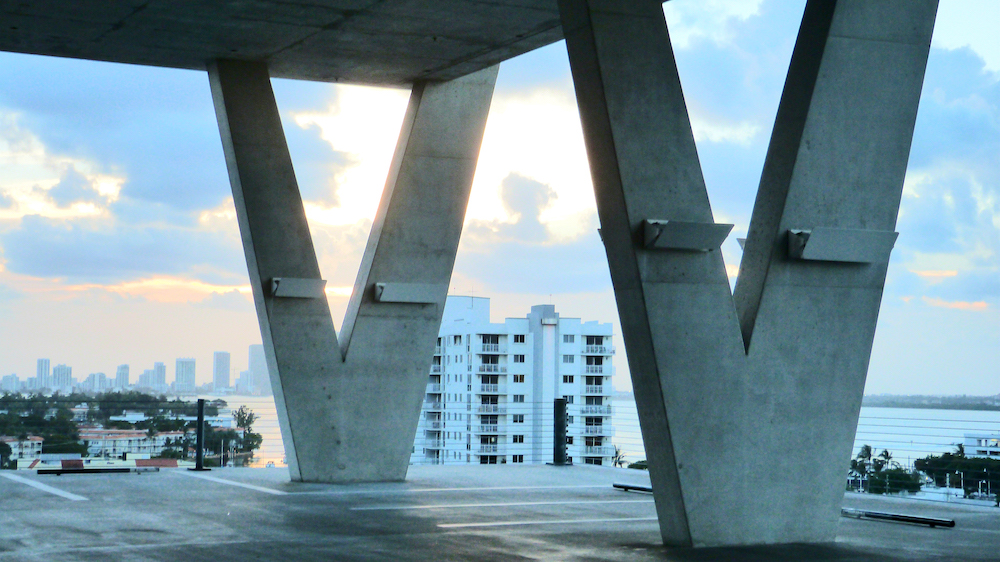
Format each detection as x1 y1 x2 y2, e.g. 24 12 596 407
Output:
477 343 507 354
583 345 615 355
478 383 507 394
476 444 506 454
425 440 445 449
430 365 442 374
434 345 442 355
427 383 442 393
478 364 507 374
423 456 443 465
580 405 611 415
424 401 443 411
425 420 443 430
583 446 615 456
583 385 610 395
475 424 506 434
584 365 607 374
477 405 506 414
583 425 615 436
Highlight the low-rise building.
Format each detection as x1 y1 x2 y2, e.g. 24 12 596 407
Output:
78 428 188 458
1 435 44 460
965 433 1000 458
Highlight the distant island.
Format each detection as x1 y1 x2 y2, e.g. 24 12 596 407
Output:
863 394 1000 412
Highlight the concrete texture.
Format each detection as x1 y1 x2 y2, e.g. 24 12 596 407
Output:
559 0 937 547
211 59 496 483
2 466 997 561
0 1 561 85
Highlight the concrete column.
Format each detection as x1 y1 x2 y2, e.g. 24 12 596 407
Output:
209 59 497 482
559 0 936 547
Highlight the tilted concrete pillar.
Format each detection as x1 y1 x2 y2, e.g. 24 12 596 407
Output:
559 0 936 547
209 59 497 482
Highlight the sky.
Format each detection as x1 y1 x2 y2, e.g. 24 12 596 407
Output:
0 0 996 394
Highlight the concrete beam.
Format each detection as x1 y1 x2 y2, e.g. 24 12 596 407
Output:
559 0 936 547
210 59 496 482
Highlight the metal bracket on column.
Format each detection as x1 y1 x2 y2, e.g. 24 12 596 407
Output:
643 220 734 251
373 282 445 304
270 278 327 298
787 227 898 263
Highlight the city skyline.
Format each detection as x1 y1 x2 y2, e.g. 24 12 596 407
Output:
2 343 267 393
0 1 996 395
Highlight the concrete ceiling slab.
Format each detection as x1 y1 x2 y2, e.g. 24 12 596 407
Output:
0 0 564 85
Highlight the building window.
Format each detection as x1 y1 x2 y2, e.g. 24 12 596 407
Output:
567 416 573 424
513 435 524 443
562 355 574 364
513 395 525 403
514 334 525 343
563 395 574 404
562 375 574 383
513 374 525 383
512 414 525 423
566 436 574 445
513 354 525 363
563 334 575 343
585 457 603 466
513 454 524 463
453 335 462 345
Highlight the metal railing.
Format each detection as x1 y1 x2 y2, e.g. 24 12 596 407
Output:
478 343 507 354
581 405 612 415
584 385 606 394
585 365 605 374
425 421 443 429
424 401 443 410
583 345 615 355
584 425 615 435
478 364 507 373
425 440 444 448
434 346 442 355
583 446 615 456
430 365 442 373
478 384 506 394
477 444 506 454
426 383 442 393
475 425 505 434
477 405 506 414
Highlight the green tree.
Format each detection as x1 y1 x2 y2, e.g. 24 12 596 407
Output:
233 405 257 433
0 441 11 469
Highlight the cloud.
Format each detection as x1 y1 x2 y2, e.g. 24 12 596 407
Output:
493 173 557 243
921 296 989 311
46 166 103 207
0 214 246 285
932 0 1000 73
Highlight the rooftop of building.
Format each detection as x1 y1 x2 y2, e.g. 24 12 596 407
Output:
2 464 997 561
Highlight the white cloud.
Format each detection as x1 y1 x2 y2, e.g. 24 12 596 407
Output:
663 0 765 49
932 0 1000 73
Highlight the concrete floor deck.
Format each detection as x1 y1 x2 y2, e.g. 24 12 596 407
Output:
1 465 997 561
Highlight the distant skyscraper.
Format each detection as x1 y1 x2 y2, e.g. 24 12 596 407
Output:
51 364 72 392
84 373 107 392
213 352 231 391
248 344 271 396
1 374 18 393
175 358 196 394
115 365 129 389
37 359 50 388
153 362 167 390
138 369 155 389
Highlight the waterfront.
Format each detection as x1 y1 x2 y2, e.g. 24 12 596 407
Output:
214 395 1000 470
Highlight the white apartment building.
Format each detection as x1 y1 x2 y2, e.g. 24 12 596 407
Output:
966 433 1000 458
1 435 43 460
410 296 615 467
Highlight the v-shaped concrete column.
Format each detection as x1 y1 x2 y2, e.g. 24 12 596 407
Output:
209 59 497 482
559 0 936 547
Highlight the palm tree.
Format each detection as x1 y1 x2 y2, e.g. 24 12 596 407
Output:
612 446 626 468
